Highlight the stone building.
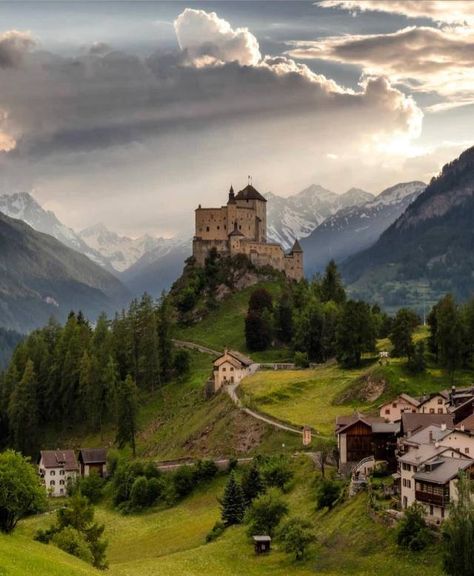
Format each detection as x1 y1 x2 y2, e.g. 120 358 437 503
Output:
212 348 254 392
193 183 304 281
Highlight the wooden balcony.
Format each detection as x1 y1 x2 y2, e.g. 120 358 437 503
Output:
415 490 449 507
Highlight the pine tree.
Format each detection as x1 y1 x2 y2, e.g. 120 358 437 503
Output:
157 294 173 382
241 464 264 507
137 294 159 391
275 292 293 344
320 260 346 304
78 351 98 429
436 294 463 380
221 473 245 526
96 356 117 438
116 375 138 457
8 359 39 456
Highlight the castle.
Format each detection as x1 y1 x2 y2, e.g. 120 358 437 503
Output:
192 182 304 281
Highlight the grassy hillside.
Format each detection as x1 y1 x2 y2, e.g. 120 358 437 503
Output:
42 350 301 459
175 282 291 362
18 457 442 576
0 531 99 576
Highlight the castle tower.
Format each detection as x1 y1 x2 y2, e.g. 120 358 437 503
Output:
234 183 267 242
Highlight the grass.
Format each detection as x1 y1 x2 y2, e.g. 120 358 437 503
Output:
175 281 291 362
17 457 443 576
0 531 99 576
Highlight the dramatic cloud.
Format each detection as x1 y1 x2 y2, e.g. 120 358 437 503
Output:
174 8 261 66
319 1 474 26
288 26 474 106
0 10 425 235
0 30 35 68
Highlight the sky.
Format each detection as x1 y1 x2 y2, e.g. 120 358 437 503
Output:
0 0 473 237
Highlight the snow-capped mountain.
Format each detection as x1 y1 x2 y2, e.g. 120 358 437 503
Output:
79 223 178 273
0 192 112 270
265 184 373 249
302 181 426 275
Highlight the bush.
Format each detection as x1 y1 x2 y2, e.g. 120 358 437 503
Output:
294 351 309 369
261 456 293 491
206 521 225 543
397 503 432 552
173 349 191 379
278 517 314 560
147 477 165 504
246 488 288 537
130 476 150 509
316 478 342 510
77 472 105 504
173 465 196 499
195 459 219 483
52 526 94 564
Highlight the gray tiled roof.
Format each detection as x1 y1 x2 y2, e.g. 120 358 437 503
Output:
414 456 473 484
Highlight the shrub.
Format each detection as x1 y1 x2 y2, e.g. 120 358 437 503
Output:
294 351 309 369
195 459 219 483
206 521 225 543
278 517 314 560
246 488 288 537
397 502 432 551
77 472 105 504
173 465 196 499
261 456 293 491
52 526 94 564
130 476 150 509
147 477 165 505
316 478 342 510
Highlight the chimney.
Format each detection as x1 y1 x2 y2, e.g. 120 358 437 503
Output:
429 430 433 443
441 423 447 431
461 424 465 432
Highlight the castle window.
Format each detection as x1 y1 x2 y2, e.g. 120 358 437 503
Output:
217 226 220 230
206 227 210 232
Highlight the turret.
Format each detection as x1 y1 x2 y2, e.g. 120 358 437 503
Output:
228 185 236 204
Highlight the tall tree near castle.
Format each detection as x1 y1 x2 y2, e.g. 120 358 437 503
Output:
320 260 346 304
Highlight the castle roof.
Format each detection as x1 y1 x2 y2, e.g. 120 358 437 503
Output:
229 221 245 237
291 239 303 253
235 184 267 203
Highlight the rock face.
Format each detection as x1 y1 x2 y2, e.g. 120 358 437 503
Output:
301 181 425 275
343 146 474 306
0 212 130 332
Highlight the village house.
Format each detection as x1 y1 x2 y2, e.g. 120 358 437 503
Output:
193 183 304 280
336 414 399 472
78 448 108 477
38 450 79 497
417 391 450 414
398 438 473 521
379 393 419 422
400 412 454 437
212 348 254 392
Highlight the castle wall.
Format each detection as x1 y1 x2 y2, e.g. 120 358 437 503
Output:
193 238 229 266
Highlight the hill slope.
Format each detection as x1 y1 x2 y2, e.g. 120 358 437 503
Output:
0 212 130 332
302 181 425 275
343 146 474 306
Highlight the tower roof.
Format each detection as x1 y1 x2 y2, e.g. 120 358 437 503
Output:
235 184 267 202
228 184 236 205
291 239 303 253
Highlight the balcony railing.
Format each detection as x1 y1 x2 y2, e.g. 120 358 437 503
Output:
415 490 449 507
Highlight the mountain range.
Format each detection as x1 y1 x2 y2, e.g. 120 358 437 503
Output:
265 185 373 249
0 211 130 333
302 181 426 275
343 146 474 307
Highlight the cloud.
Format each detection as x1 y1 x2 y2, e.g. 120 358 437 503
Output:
288 26 474 105
319 1 474 27
0 9 426 235
174 8 261 66
0 30 35 68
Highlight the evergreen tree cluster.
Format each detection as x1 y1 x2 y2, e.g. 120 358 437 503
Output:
245 261 386 367
428 294 474 377
0 293 175 456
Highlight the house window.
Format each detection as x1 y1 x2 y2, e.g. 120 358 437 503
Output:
60 488 64 495
441 508 445 519
59 470 65 476
222 367 226 371
466 448 470 454
402 463 411 471
430 409 435 414
59 480 65 486
430 505 434 516
392 402 397 408
230 367 234 372
50 470 56 476
438 408 443 414
50 480 55 486
438 398 443 405
385 409 390 415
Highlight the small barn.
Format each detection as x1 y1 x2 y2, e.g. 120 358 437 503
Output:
253 535 271 554
78 448 108 477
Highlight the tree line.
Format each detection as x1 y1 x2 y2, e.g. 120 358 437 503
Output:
0 293 189 456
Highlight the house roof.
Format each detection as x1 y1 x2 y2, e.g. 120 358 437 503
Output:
253 535 271 542
401 412 454 436
335 414 387 435
235 184 267 203
457 413 474 432
379 393 420 409
214 349 253 368
403 424 452 446
40 450 79 471
414 456 473 485
371 422 400 434
398 444 452 466
418 391 450 406
449 396 474 414
79 448 107 465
